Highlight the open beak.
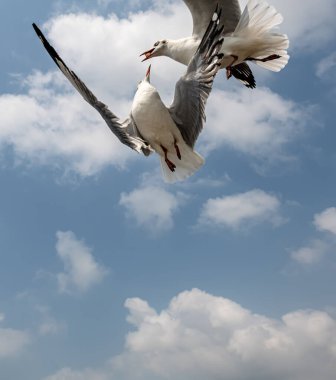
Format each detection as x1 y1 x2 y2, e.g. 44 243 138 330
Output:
140 48 155 62
145 65 151 81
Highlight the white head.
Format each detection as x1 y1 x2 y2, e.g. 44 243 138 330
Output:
140 39 168 61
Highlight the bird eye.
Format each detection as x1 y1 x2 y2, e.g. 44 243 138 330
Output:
162 40 167 44
154 41 159 47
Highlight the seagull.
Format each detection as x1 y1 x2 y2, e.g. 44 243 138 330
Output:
141 0 289 89
32 10 224 183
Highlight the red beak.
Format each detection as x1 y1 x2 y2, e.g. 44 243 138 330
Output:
140 48 155 62
146 65 151 79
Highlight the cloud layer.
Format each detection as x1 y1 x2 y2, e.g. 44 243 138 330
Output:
44 288 336 380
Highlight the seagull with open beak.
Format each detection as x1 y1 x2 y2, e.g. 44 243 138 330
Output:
32 7 224 182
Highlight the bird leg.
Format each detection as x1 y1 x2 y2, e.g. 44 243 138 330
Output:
226 55 238 79
174 140 181 160
161 145 176 172
247 54 281 63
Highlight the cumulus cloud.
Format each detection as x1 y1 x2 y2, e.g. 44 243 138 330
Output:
119 185 186 233
0 314 30 357
56 231 108 294
291 207 336 265
314 207 336 235
44 289 336 380
199 189 283 229
202 87 309 162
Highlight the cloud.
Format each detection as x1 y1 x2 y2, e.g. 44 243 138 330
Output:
36 306 66 336
119 186 186 233
314 207 336 235
199 189 283 229
291 239 328 265
316 52 336 77
0 314 30 358
202 87 309 163
44 288 336 380
56 231 108 294
44 367 108 380
291 207 336 265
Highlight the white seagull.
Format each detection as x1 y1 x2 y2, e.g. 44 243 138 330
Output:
32 11 224 183
141 0 289 89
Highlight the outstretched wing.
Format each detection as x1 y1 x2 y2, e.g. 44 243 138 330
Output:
32 23 152 156
183 0 241 37
169 7 224 148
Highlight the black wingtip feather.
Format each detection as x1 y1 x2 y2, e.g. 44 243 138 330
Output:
230 63 256 89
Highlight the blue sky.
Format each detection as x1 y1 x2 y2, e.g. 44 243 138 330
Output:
1 0 336 379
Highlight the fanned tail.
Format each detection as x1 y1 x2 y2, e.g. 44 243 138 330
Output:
160 143 204 183
234 0 289 72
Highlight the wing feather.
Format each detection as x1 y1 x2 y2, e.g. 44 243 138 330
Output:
32 23 152 156
183 0 241 37
169 7 224 148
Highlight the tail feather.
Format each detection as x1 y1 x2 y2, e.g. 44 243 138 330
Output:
234 0 289 72
160 143 204 183
235 0 283 36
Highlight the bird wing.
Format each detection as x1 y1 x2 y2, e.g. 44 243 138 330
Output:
183 0 241 37
168 7 224 148
32 23 152 156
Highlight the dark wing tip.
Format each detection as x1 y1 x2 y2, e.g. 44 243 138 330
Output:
230 64 257 89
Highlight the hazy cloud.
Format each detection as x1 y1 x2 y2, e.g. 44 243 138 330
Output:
56 231 108 294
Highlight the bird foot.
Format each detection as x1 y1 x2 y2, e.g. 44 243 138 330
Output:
261 54 281 62
174 141 181 160
226 67 232 79
161 145 176 172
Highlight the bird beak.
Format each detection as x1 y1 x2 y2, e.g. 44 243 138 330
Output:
145 65 151 82
140 48 155 62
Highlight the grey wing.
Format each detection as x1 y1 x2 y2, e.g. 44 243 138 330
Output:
183 0 241 37
169 7 224 148
32 23 152 156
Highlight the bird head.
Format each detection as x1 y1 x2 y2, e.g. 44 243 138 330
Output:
140 40 168 61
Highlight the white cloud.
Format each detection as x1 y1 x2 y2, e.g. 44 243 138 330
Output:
314 207 336 235
291 239 328 265
0 326 30 358
199 189 283 229
56 231 108 294
44 288 336 380
291 207 336 266
119 186 185 233
202 87 309 162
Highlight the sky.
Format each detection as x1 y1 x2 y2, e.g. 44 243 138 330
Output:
0 0 336 379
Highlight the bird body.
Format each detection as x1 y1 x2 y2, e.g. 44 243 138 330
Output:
131 79 204 182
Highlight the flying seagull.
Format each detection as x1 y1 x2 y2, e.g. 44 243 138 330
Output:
141 0 289 89
32 10 224 183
